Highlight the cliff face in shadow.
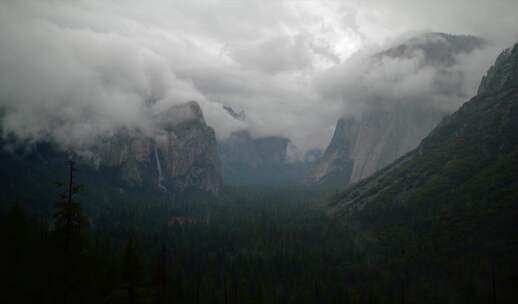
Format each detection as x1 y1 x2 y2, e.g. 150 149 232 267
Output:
219 131 313 186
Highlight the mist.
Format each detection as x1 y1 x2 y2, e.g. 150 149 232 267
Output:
1 0 518 152
316 34 502 119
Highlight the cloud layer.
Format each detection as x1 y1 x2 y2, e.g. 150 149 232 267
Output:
316 33 502 118
1 0 517 151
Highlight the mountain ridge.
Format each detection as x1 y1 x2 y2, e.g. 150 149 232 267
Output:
307 32 488 187
330 42 518 238
0 101 223 200
219 130 313 186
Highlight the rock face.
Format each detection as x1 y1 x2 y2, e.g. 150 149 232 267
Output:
0 101 222 213
219 131 312 186
308 107 441 186
98 101 222 194
346 105 443 183
306 117 357 186
326 46 518 303
332 42 518 223
307 33 486 186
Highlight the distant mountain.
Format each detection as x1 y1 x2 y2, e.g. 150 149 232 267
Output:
219 131 314 186
331 42 518 245
307 32 486 187
306 117 357 186
0 101 223 208
377 32 485 65
96 101 222 194
222 105 246 121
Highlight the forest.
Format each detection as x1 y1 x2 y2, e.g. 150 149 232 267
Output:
2 3 518 303
1 162 517 304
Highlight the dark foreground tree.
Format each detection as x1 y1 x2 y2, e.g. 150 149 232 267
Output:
152 244 170 304
51 160 89 304
4 202 29 300
123 236 144 304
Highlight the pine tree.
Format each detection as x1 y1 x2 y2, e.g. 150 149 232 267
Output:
5 202 28 299
123 237 143 304
153 244 170 304
52 160 88 304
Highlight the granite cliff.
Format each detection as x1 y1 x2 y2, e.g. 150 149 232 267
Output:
307 32 486 186
97 101 222 194
332 42 518 228
0 101 222 197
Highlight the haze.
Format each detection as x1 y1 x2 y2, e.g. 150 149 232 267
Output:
1 0 518 151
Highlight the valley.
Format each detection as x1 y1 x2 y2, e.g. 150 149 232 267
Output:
1 3 518 302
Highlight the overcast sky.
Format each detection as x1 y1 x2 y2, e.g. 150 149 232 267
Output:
1 0 518 151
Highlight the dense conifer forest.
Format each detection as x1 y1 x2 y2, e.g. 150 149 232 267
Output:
1 162 517 303
2 2 518 304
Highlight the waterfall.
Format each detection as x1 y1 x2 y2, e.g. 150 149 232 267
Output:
153 144 168 192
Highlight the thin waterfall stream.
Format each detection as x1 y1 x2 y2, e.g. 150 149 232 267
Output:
153 144 168 192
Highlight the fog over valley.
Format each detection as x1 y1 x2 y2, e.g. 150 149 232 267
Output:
2 0 518 152
2 1 518 303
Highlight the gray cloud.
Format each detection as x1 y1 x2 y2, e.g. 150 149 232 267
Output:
229 34 313 73
317 38 497 114
0 0 517 152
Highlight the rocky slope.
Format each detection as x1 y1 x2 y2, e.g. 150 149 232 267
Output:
307 33 486 186
331 42 518 237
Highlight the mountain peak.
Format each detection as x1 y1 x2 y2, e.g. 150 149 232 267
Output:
97 100 222 194
154 101 205 132
377 32 485 66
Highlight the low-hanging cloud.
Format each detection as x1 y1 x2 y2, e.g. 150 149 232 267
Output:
0 1 208 149
0 0 517 152
315 34 502 119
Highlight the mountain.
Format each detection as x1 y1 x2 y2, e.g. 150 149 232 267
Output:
306 117 357 186
222 104 246 121
0 101 222 208
96 101 222 194
308 103 445 187
331 43 518 247
218 131 313 186
307 32 486 187
377 32 485 65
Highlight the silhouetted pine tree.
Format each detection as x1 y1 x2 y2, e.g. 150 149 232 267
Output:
123 237 143 304
152 244 170 304
5 202 28 300
52 160 88 304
